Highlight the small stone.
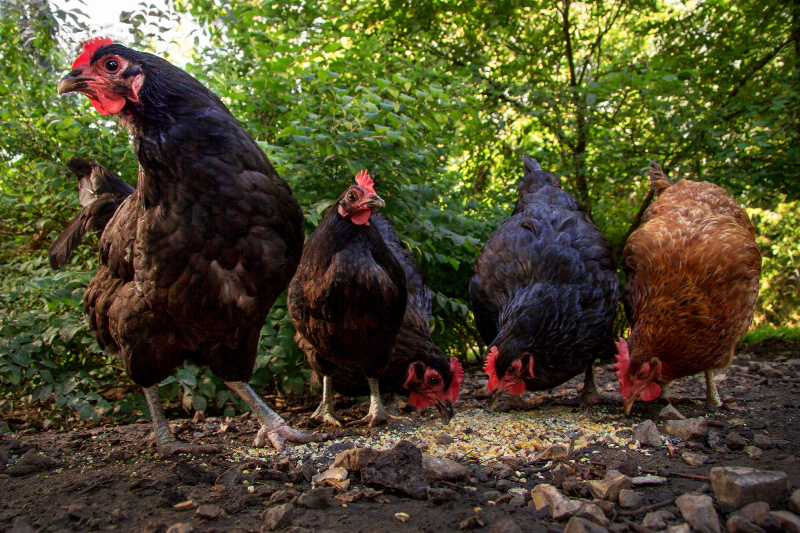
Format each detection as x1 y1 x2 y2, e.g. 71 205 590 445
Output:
726 515 766 533
676 493 720 533
563 517 610 533
166 525 194 533
753 435 773 450
553 464 570 488
7 449 59 476
586 475 632 502
270 490 296 503
435 433 455 445
660 404 686 420
743 446 763 459
708 429 727 450
428 487 458 504
727 432 749 450
311 467 348 487
710 467 791 512
531 484 582 521
215 466 242 487
535 445 569 461
333 447 380 471
632 420 662 447
661 417 708 440
619 489 643 509
642 511 667 530
738 502 780 531
262 503 294 532
575 502 609 526
682 452 709 467
484 490 502 503
395 512 409 523
298 487 333 510
195 505 221 520
495 479 512 492
592 500 615 517
275 458 293 472
67 503 93 521
490 517 523 533
173 500 196 511
460 516 485 530
631 475 667 486
422 454 470 481
770 511 800 533
790 489 800 514
508 495 526 507
665 525 692 533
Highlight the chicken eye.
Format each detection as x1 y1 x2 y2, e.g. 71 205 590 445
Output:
105 59 119 72
637 369 647 378
427 376 439 385
347 191 358 202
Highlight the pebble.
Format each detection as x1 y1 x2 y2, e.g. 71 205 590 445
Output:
726 432 748 450
661 417 708 440
195 505 221 520
586 475 632 502
270 490 296 503
427 487 458 504
710 466 791 512
660 404 686 420
484 490 502 503
311 467 348 487
460 516 485 530
173 500 195 511
435 433 454 445
682 452 709 467
552 463 570 488
563 517 610 533
771 511 800 533
298 487 333 510
618 489 643 509
726 514 766 533
508 495 526 507
643 511 667 529
632 420 662 447
262 503 294 532
707 429 727 451
738 502 780 531
490 517 523 533
535 445 569 461
753 435 774 450
165 524 194 533
743 446 763 459
495 479 512 492
422 454 470 481
676 493 720 533
790 489 800 514
665 525 691 533
215 466 242 487
395 512 410 523
631 475 667 486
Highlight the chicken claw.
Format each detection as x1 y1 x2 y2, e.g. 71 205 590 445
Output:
255 424 328 451
310 375 344 427
346 376 397 427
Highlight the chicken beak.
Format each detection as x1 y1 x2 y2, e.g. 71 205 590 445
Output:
434 399 454 425
362 194 385 210
623 393 636 415
487 389 503 411
57 71 93 95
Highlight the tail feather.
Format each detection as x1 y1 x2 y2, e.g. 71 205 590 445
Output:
648 161 673 196
48 158 133 270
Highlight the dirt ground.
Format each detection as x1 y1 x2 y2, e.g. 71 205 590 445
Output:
2 338 800 533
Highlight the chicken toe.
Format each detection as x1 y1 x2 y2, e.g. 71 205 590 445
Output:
310 375 344 427
348 377 398 427
256 425 328 451
144 386 219 456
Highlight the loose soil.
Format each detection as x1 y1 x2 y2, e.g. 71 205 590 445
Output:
2 339 800 532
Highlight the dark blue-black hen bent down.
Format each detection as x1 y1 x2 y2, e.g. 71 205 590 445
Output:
56 37 324 454
470 156 619 408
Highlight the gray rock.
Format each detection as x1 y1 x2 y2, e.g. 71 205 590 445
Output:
298 487 333 510
435 433 454 445
708 429 727 450
262 503 294 531
7 449 59 477
586 475 632 502
660 404 686 420
495 479 512 492
770 511 800 533
682 452 709 467
665 525 692 533
618 489 643 509
726 515 766 533
790 489 800 514
214 466 242 487
536 445 569 461
360 440 429 499
563 517 610 533
642 511 667 530
427 487 458 505
553 463 570 488
753 435 774 450
743 446 763 460
509 495 527 507
270 490 296 503
710 467 791 512
422 454 470 481
484 490 502 502
632 475 667 486
195 505 221 520
738 502 780 531
661 417 708 440
165 525 194 533
727 432 749 450
490 517 523 533
632 420 662 447
676 493 720 533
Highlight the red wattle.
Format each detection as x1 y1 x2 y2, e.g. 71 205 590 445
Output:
639 382 661 402
408 391 430 408
351 210 371 225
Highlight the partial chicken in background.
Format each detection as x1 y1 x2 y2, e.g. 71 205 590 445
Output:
471 156 619 408
615 163 761 414
48 158 133 270
288 171 408 427
56 37 323 454
305 213 463 425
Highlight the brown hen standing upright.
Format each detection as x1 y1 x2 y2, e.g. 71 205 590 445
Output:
56 38 324 454
615 163 762 414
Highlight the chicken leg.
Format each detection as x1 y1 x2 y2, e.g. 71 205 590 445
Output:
226 381 327 451
705 370 722 408
348 377 397 427
144 386 220 456
580 363 603 406
309 375 344 427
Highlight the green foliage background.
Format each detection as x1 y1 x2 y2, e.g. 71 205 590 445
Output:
0 0 798 429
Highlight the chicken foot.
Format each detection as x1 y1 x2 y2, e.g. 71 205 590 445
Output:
705 370 722 408
226 381 328 451
309 375 344 427
144 386 220 456
348 377 397 427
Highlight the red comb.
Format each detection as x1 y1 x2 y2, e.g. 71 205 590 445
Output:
72 37 114 69
354 170 376 196
484 346 500 391
446 357 464 403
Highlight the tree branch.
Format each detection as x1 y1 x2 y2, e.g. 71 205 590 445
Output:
728 26 800 100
